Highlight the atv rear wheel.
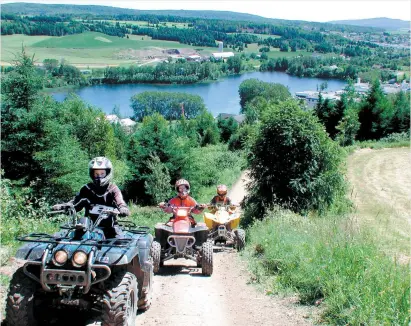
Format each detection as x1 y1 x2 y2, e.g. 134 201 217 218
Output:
201 241 213 276
101 271 138 326
150 241 161 274
235 228 246 251
5 267 40 326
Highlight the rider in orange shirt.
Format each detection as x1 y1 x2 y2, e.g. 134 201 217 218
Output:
159 179 206 226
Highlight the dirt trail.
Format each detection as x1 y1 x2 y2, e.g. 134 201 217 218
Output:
125 170 311 326
0 171 311 326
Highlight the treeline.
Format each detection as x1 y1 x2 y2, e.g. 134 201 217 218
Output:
259 54 404 82
103 59 249 84
315 81 410 142
237 78 409 152
130 25 259 48
1 51 242 206
1 55 254 89
1 14 126 37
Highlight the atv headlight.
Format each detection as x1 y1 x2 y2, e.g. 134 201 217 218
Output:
72 250 88 267
53 250 68 266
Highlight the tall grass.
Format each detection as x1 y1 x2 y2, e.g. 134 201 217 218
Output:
244 207 410 325
345 132 410 153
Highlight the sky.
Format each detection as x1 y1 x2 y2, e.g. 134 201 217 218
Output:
1 0 410 22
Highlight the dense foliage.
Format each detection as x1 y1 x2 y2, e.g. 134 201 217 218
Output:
1 51 244 207
130 91 206 121
244 99 346 221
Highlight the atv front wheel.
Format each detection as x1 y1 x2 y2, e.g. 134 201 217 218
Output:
150 241 161 274
101 271 138 326
235 228 246 251
137 259 154 312
201 241 213 276
5 267 40 326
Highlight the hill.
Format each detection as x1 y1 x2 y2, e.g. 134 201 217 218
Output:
0 2 380 32
328 17 410 31
1 2 274 23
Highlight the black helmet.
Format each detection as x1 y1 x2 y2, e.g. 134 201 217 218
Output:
88 157 113 187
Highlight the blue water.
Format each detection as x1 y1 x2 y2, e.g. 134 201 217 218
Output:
52 71 346 117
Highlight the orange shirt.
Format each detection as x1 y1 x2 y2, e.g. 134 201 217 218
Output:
164 196 202 215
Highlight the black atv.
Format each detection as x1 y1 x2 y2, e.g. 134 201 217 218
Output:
4 203 154 326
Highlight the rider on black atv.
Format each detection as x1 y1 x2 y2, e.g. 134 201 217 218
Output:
52 156 129 238
159 179 206 226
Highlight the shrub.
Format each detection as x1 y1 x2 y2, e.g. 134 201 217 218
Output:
244 99 346 221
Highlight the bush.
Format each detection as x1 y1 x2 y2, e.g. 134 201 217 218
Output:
244 99 346 221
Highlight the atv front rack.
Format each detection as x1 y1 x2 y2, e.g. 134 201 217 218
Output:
17 233 137 248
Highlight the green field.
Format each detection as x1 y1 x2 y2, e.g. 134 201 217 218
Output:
1 32 311 67
1 32 219 66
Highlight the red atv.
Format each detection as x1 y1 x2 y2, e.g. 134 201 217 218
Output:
150 206 213 276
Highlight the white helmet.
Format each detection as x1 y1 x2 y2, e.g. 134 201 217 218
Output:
89 157 113 187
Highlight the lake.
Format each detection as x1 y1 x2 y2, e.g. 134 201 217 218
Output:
52 71 347 117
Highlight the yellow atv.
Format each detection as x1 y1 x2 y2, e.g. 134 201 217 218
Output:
203 204 245 251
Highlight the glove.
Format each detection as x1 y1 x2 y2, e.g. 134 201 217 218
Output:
119 207 130 217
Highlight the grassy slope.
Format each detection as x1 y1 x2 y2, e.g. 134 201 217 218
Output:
2 32 312 66
1 32 219 64
243 144 410 325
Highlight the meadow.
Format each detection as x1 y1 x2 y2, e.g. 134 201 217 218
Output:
1 31 307 67
1 32 219 66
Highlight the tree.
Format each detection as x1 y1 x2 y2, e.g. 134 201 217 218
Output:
131 91 206 121
217 117 239 143
314 95 343 139
144 155 172 204
239 79 291 111
357 79 393 140
244 99 346 221
126 113 188 203
227 56 243 73
1 49 45 181
1 48 42 111
43 58 59 72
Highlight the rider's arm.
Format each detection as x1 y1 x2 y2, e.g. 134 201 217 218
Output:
111 185 129 216
191 198 205 214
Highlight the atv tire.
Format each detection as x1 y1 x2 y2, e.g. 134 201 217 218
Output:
151 241 161 274
5 267 40 326
137 259 154 312
201 241 213 276
235 228 246 251
102 271 138 326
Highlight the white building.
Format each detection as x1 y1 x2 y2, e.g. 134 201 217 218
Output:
295 91 341 109
211 52 234 60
